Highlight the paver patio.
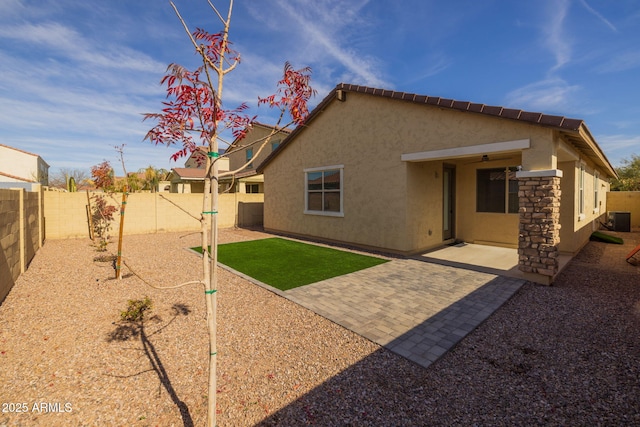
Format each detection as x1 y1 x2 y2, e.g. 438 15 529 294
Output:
222 253 526 369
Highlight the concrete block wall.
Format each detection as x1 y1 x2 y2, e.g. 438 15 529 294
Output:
0 189 20 303
607 191 640 229
43 192 264 239
0 186 44 304
25 190 41 263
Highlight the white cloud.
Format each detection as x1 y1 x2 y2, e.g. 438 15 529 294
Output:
504 78 581 113
265 0 387 87
0 22 166 73
595 134 640 167
543 0 572 72
596 50 640 73
404 53 452 85
578 0 618 33
597 134 640 152
0 0 26 18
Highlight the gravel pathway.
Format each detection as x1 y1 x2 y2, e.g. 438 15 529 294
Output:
1 228 639 426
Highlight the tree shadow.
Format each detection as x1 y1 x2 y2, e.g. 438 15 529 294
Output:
107 303 194 427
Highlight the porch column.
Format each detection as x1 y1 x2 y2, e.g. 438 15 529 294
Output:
516 170 563 284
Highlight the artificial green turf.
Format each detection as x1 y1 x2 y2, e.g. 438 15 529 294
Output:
192 237 388 291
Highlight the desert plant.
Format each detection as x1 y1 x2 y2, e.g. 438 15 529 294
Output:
48 168 90 190
90 194 117 251
120 297 153 322
89 147 129 278
66 176 77 192
90 161 115 192
611 153 640 191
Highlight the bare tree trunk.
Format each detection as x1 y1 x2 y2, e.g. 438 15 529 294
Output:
207 150 219 427
86 190 95 241
115 146 129 280
115 186 127 279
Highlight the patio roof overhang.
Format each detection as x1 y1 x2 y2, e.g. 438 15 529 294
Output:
559 125 618 179
400 139 530 162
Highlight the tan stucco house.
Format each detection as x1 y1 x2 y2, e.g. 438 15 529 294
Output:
258 83 618 285
221 122 290 193
0 143 49 186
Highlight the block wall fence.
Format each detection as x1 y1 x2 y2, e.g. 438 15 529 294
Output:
0 186 44 304
2 189 262 303
607 191 640 229
43 191 264 239
1 187 637 305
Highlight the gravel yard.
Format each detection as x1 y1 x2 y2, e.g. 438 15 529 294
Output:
1 228 639 426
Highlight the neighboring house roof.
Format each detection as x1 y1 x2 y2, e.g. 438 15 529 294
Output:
170 167 207 180
234 169 258 179
0 170 34 182
258 83 617 178
0 143 50 167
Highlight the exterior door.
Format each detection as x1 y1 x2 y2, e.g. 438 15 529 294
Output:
443 165 455 240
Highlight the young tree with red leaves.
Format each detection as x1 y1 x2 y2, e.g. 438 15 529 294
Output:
143 1 315 425
90 161 118 250
90 161 115 192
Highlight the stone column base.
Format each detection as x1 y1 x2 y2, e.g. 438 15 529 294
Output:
516 170 562 284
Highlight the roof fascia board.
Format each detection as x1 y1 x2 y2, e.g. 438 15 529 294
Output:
577 125 618 178
401 139 530 162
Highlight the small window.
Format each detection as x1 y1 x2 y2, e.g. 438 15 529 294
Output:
477 167 518 214
593 171 599 210
579 164 585 215
246 148 253 169
246 183 260 193
271 140 281 151
304 166 343 216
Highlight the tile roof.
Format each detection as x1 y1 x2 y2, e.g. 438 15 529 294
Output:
171 168 207 180
335 83 584 131
258 83 617 178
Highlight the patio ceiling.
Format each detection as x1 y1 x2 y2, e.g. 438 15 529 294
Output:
400 139 530 163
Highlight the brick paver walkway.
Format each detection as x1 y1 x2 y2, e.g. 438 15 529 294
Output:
227 257 526 369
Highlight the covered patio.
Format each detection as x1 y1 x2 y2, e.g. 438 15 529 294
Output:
418 242 573 280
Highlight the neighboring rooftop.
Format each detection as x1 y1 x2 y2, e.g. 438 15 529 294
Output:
171 168 207 180
0 143 50 166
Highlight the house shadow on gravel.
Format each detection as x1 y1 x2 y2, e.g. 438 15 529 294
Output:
106 303 194 427
255 346 438 426
256 277 526 426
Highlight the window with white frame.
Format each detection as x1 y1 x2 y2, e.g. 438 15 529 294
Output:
304 166 343 216
593 171 599 211
476 167 519 214
579 163 585 216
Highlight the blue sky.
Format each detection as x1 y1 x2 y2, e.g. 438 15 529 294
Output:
1 0 639 176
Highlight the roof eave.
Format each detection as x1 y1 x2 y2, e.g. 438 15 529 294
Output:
578 124 618 179
257 88 338 173
257 83 618 179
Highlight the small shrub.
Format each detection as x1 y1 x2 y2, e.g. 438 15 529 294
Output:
91 194 117 251
120 297 153 322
